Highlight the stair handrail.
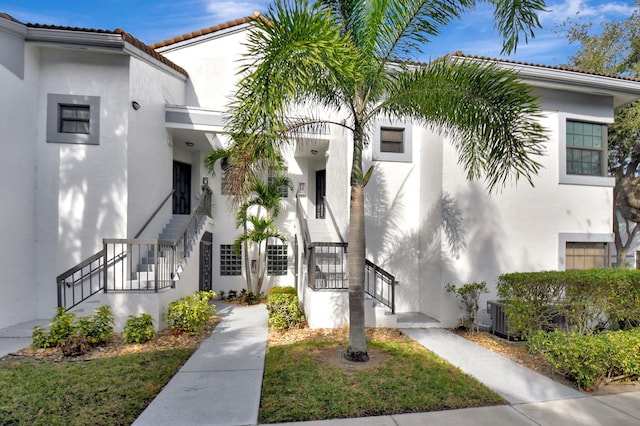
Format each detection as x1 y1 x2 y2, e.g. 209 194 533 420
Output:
134 189 176 238
365 259 396 314
57 185 213 310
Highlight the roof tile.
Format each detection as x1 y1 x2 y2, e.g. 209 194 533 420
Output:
149 11 261 49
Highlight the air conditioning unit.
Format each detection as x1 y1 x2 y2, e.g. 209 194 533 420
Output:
487 300 521 341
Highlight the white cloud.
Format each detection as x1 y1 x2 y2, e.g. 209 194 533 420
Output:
204 0 268 21
542 0 634 25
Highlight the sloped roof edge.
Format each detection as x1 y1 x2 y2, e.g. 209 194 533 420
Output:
0 12 188 77
149 11 262 50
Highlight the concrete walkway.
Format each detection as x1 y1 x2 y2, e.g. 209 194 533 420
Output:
133 302 267 426
3 307 640 425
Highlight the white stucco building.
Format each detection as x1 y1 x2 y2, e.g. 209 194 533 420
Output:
2 12 640 331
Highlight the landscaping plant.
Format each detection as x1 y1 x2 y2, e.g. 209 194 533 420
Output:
167 290 216 334
32 305 114 350
266 286 305 330
123 313 156 344
445 282 488 331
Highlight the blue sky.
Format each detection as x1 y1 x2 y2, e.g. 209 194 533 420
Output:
1 0 635 65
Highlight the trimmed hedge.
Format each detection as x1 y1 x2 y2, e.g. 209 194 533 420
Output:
529 328 640 390
497 269 640 338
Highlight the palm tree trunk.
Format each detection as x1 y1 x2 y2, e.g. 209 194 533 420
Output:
244 221 253 292
346 123 368 362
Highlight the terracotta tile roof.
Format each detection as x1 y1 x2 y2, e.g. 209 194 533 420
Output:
115 29 188 76
447 51 640 83
0 12 187 76
149 11 262 49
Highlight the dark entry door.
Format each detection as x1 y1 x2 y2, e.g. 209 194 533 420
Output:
173 161 191 214
316 169 326 219
200 232 213 292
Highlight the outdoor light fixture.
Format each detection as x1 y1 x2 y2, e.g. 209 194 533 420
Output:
185 141 194 147
310 149 318 155
202 177 209 185
131 101 141 110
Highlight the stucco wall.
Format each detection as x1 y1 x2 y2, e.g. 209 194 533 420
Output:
127 57 186 238
159 26 249 110
0 39 39 328
35 49 130 319
437 90 615 327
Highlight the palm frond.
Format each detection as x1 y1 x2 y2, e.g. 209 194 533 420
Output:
487 0 546 55
380 58 547 191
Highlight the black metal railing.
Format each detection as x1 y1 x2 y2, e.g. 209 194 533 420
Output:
57 185 212 310
365 259 396 314
308 243 348 290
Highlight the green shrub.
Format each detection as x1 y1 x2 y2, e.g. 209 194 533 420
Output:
266 290 305 330
529 328 640 390
76 305 114 344
167 291 216 334
123 313 156 344
31 307 77 348
529 331 608 389
445 282 488 331
497 269 640 338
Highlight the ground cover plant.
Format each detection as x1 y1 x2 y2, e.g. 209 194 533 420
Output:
259 329 505 423
0 349 192 426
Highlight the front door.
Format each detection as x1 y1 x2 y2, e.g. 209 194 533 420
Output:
173 161 191 214
316 169 326 219
199 232 213 292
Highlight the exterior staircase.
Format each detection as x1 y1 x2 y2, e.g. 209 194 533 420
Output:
129 215 197 289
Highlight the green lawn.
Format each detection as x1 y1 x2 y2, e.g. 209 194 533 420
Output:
259 339 505 423
0 349 193 426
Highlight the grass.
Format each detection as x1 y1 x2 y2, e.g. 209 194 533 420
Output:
259 339 505 423
0 349 193 426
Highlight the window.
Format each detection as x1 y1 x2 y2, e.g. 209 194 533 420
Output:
373 121 412 162
380 128 404 153
566 242 609 270
566 120 606 176
220 244 242 276
267 168 289 198
267 244 288 276
47 94 100 145
59 105 90 134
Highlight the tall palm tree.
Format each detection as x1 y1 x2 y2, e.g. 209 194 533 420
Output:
226 0 548 361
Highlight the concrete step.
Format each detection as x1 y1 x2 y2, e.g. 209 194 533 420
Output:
397 312 442 328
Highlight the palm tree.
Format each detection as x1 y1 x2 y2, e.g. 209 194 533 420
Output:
226 0 548 361
233 214 285 294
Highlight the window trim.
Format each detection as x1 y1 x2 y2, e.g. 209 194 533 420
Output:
47 94 100 145
558 233 613 270
559 114 613 187
373 121 412 163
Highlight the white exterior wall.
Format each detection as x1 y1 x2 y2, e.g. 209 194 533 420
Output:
437 90 615 327
127 57 186 238
0 36 39 328
34 49 131 319
159 27 249 109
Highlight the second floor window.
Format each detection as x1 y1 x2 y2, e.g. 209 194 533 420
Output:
566 120 606 176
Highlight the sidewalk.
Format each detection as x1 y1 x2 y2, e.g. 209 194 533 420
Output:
133 302 267 426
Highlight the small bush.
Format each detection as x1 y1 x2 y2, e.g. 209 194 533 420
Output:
445 282 488 331
266 288 305 330
76 305 114 345
31 307 77 348
123 313 156 344
167 291 216 334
